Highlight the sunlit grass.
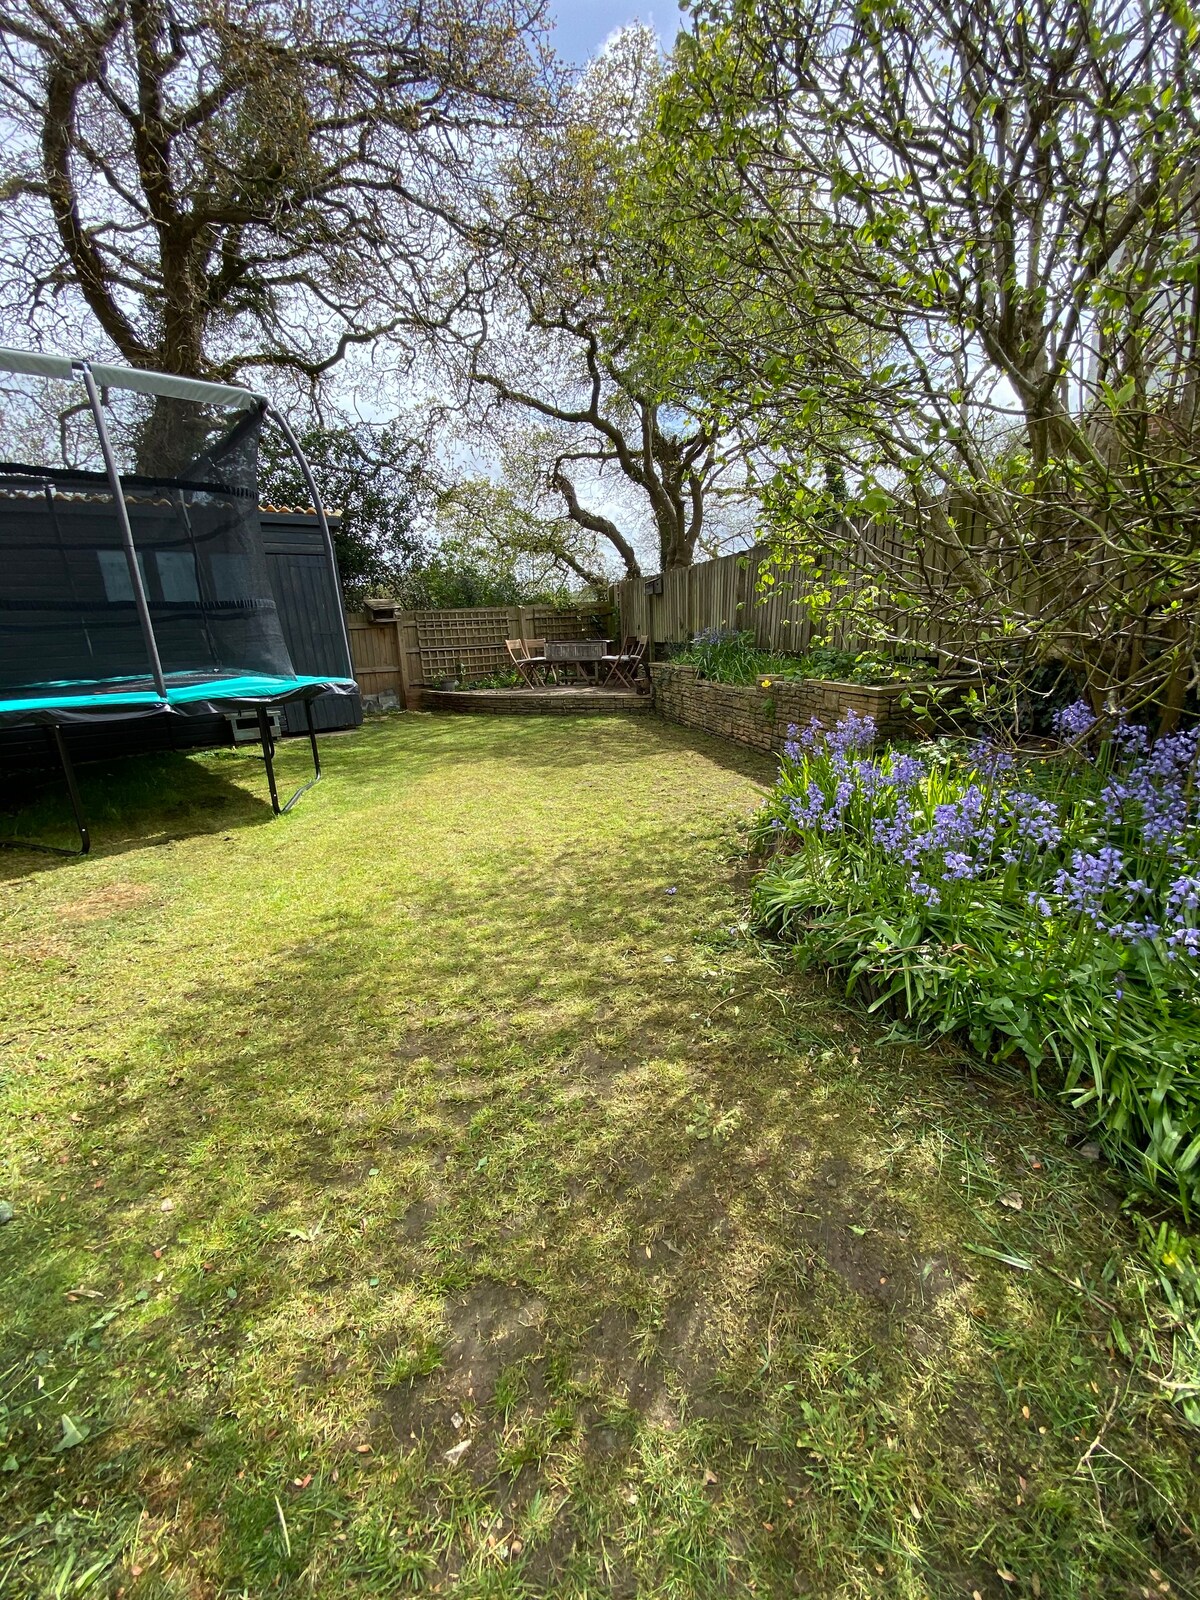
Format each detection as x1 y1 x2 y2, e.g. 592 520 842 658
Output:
1 712 1197 1597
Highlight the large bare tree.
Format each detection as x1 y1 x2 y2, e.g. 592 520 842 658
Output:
447 27 760 579
0 0 555 385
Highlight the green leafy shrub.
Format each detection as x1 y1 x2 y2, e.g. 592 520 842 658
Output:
461 669 523 689
751 706 1200 1212
671 629 936 686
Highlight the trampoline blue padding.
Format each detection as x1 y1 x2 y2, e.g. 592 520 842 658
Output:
0 673 359 727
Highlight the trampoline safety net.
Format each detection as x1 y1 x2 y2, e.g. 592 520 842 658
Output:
0 357 347 723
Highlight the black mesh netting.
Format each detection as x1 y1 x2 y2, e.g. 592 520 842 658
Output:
0 376 297 707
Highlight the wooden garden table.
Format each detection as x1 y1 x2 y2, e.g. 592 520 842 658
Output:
543 639 610 683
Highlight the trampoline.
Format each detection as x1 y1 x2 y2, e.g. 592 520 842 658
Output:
0 347 358 854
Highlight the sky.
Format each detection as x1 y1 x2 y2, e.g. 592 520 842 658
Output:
547 0 687 62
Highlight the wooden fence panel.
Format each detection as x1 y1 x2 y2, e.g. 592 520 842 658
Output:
611 514 944 660
346 611 403 702
346 603 613 705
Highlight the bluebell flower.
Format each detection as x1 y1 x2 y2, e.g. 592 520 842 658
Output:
1006 791 1062 849
979 743 1016 777
1053 700 1097 740
1166 875 1200 916
854 759 890 800
1111 719 1150 756
889 753 925 788
1052 847 1125 917
873 798 916 859
908 871 941 905
826 710 877 766
788 789 828 831
1102 729 1198 849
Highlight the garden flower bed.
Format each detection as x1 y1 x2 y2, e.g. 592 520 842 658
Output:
650 662 913 752
652 633 976 754
752 706 1200 1210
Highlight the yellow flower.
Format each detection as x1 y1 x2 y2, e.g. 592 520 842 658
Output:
761 678 773 688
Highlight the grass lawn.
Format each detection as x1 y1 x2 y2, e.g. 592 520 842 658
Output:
2 712 1198 1599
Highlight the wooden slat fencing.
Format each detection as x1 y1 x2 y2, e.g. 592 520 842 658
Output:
612 509 990 662
612 545 847 658
346 602 614 707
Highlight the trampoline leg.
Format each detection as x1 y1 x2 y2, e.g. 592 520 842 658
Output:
0 725 91 858
278 700 322 814
305 698 322 782
53 726 91 855
257 708 282 815
256 703 323 817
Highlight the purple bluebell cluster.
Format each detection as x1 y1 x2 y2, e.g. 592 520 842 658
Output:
1052 847 1126 915
979 742 1016 777
1007 791 1062 849
891 753 926 788
1053 700 1098 740
1102 726 1199 850
771 707 1200 966
827 709 877 764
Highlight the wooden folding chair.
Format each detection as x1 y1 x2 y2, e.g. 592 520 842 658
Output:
506 638 547 687
600 635 648 692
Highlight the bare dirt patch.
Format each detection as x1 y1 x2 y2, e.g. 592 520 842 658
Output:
58 882 155 923
442 1282 548 1402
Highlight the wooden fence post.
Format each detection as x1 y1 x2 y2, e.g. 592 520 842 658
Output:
397 611 421 709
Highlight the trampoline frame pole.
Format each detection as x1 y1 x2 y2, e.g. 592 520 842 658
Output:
266 406 355 680
0 724 91 857
78 362 168 702
257 707 282 814
51 725 91 855
255 699 323 816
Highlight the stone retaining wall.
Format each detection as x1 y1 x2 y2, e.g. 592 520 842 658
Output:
650 663 942 754
418 688 651 715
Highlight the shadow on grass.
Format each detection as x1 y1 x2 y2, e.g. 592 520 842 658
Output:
0 745 305 878
3 710 1196 1598
0 709 773 881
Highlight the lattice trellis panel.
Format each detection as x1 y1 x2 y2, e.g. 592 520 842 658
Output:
412 606 608 681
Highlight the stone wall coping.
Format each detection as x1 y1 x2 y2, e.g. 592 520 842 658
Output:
650 663 966 695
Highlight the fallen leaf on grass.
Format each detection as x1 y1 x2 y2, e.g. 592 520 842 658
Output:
703 1469 718 1485
53 1415 89 1452
444 1438 472 1465
354 1443 372 1454
997 1192 1024 1211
